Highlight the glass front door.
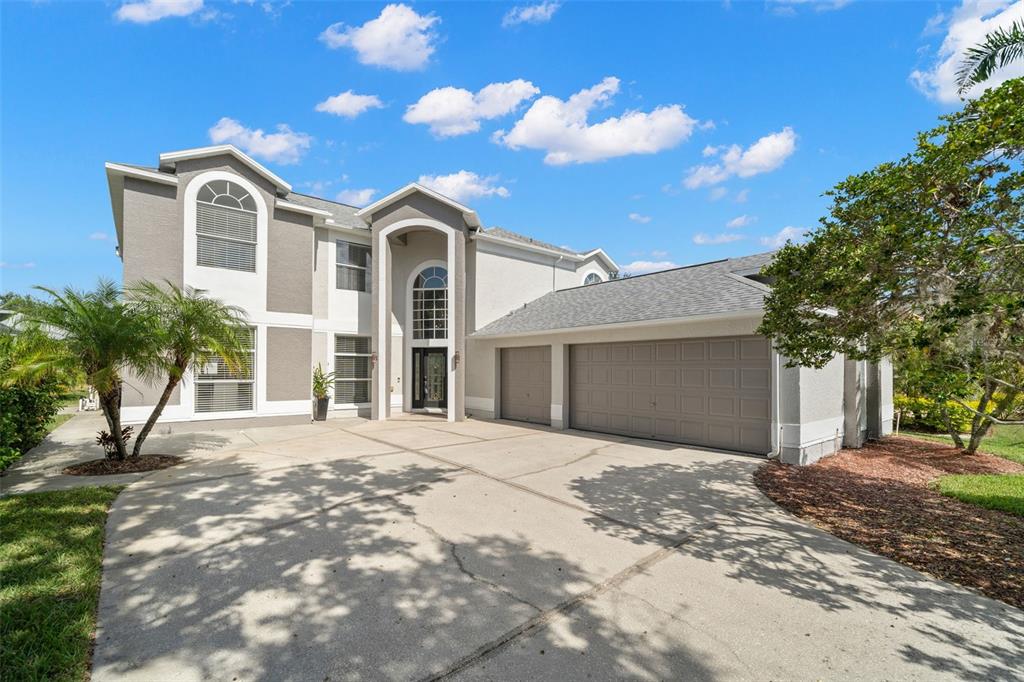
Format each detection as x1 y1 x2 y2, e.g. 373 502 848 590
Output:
412 348 447 409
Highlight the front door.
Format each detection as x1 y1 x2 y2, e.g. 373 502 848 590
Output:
412 348 447 409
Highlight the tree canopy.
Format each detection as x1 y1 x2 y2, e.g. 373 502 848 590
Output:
757 78 1023 451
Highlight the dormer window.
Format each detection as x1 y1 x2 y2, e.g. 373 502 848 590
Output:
584 272 602 285
196 180 257 272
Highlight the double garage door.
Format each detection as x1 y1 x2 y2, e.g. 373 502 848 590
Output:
500 336 772 454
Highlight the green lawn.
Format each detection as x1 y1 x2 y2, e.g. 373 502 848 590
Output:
935 474 1024 517
0 486 123 681
904 424 1024 464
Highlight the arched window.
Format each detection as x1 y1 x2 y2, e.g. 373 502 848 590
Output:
584 272 602 285
412 266 447 340
196 179 257 272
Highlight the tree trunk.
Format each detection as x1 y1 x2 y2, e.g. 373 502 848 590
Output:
99 383 129 461
939 405 965 449
132 372 182 457
964 382 995 455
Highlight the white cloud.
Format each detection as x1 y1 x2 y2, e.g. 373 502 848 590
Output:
319 4 440 71
88 232 109 241
416 171 510 203
910 0 1024 103
208 117 312 164
496 77 697 165
760 225 809 247
628 212 652 224
726 214 756 228
651 249 670 259
693 232 745 245
620 260 679 275
404 80 539 137
709 187 728 201
684 127 797 188
0 261 36 270
502 2 560 27
702 144 721 157
315 90 384 118
115 0 204 23
768 0 851 15
335 188 378 206
734 188 750 203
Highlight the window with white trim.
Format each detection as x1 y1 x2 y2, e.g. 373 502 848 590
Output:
334 335 372 404
584 272 602 285
336 241 372 292
196 180 257 272
195 327 255 413
412 266 447 340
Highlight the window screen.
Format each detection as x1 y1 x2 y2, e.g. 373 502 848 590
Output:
195 327 256 413
334 335 371 404
337 241 371 292
196 180 257 272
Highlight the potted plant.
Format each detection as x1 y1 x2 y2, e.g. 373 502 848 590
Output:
311 363 334 421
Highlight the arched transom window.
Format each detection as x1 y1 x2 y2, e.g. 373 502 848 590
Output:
584 272 603 286
412 266 447 340
196 179 257 272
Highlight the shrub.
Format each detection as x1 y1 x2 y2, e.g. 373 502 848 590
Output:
0 380 64 472
895 394 976 434
95 427 134 460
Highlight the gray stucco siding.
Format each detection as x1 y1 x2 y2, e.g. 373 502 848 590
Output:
371 192 469 232
122 368 181 408
266 326 312 401
122 177 183 288
267 209 314 314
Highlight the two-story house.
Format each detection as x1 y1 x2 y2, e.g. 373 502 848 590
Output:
106 144 892 464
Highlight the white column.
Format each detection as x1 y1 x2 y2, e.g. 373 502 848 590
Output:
446 230 456 422
374 232 388 420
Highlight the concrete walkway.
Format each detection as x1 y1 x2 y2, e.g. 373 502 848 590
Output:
9 414 1022 680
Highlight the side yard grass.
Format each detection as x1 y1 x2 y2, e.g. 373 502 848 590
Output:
0 486 123 682
903 424 1024 464
935 474 1024 517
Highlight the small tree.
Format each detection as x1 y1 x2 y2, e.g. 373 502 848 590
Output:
757 78 1024 453
15 281 160 460
126 281 248 457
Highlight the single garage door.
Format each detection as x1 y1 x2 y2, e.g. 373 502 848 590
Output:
501 346 552 425
570 336 771 454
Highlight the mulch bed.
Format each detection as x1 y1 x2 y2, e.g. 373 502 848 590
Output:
755 436 1024 609
62 455 183 476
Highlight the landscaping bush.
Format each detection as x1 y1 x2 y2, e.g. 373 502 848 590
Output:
0 380 64 471
895 394 976 434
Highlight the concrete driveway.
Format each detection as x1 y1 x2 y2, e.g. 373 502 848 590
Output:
85 415 1022 681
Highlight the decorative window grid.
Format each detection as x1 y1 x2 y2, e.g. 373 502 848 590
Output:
412 266 448 340
196 180 257 272
195 327 256 413
336 241 371 292
334 335 372 405
584 272 602 285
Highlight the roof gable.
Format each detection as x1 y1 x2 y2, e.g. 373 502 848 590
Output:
158 145 291 195
355 183 480 228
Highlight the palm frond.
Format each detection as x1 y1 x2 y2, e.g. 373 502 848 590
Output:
956 19 1024 95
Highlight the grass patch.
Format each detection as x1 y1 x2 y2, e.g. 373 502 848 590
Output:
904 424 1024 464
935 474 1024 517
0 486 123 681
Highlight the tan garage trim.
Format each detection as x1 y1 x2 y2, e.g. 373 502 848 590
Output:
570 335 771 454
500 346 552 425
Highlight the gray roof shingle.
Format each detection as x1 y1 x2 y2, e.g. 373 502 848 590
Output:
483 227 588 257
281 192 366 230
472 251 776 337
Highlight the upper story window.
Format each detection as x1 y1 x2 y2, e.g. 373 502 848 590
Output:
584 272 603 285
196 180 257 272
412 266 447 340
337 240 372 292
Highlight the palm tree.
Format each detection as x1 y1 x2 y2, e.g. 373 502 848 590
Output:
957 19 1024 95
126 281 248 457
16 281 160 460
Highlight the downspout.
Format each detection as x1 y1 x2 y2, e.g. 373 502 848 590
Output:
769 346 782 460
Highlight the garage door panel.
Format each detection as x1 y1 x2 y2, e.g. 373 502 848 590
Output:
709 368 736 389
571 335 770 455
501 346 552 426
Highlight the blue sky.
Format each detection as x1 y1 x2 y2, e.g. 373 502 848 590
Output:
2 0 1022 294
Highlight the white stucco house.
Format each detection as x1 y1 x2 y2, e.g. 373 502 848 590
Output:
105 144 893 464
